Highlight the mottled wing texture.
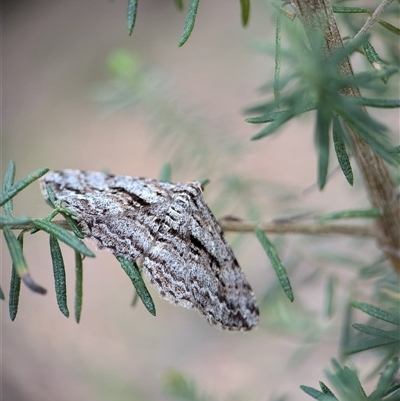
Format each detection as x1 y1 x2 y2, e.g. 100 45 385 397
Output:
41 170 259 330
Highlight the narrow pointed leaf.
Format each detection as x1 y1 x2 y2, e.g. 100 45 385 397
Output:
332 116 353 185
9 232 24 320
50 235 69 318
240 0 250 27
351 301 399 325
0 216 32 227
352 323 399 340
61 213 85 239
363 41 389 84
250 112 294 140
315 107 331 189
3 227 46 294
332 6 370 14
178 0 200 47
0 168 49 207
300 385 335 400
32 219 95 257
319 382 337 398
45 184 57 207
2 160 16 215
344 336 398 354
254 228 293 302
126 0 138 36
370 357 400 401
0 287 4 300
117 256 156 316
378 19 400 35
159 163 172 182
74 252 83 323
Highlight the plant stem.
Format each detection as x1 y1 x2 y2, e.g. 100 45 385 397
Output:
353 0 395 40
3 219 376 238
289 0 400 273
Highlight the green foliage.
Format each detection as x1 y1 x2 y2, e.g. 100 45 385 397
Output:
164 370 213 401
178 0 201 47
301 358 400 401
254 228 294 302
117 256 156 316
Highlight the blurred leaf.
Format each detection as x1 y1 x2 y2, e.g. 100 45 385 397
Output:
300 385 335 400
178 0 200 47
75 251 83 323
319 382 337 398
32 219 95 257
3 227 46 294
351 301 399 325
378 20 400 36
49 235 69 318
356 97 400 108
254 228 294 302
0 216 32 227
107 50 141 79
159 163 172 182
323 276 336 318
0 287 4 300
164 370 213 401
332 116 353 185
173 0 184 11
240 0 250 27
344 336 398 354
319 208 381 222
2 160 16 216
117 256 156 316
362 41 390 84
339 300 353 359
9 232 23 320
315 106 331 189
126 0 138 36
0 168 49 207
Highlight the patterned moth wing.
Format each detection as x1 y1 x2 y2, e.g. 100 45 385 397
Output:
40 170 259 330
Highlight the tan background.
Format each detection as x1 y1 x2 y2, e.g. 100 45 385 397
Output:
2 1 395 400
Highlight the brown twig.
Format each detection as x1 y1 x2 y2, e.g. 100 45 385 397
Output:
289 0 400 273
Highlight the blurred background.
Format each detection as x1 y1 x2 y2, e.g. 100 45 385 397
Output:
2 1 394 400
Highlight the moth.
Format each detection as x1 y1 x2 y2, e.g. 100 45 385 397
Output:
41 170 259 330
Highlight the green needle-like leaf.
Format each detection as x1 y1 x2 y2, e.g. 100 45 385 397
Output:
344 336 398 354
32 219 95 257
323 275 336 318
300 385 335 400
351 301 399 325
9 232 24 320
74 252 83 323
274 11 281 100
3 227 46 294
332 116 353 185
371 357 399 399
2 160 16 216
61 213 85 239
178 0 200 47
315 107 331 190
254 228 294 302
126 0 138 36
45 184 57 207
117 256 156 316
240 0 250 27
352 323 399 340
362 41 389 84
0 216 32 227
378 20 400 35
319 382 337 398
356 97 400 108
50 235 69 318
0 168 49 207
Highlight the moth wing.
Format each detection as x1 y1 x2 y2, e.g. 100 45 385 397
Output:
141 183 259 331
